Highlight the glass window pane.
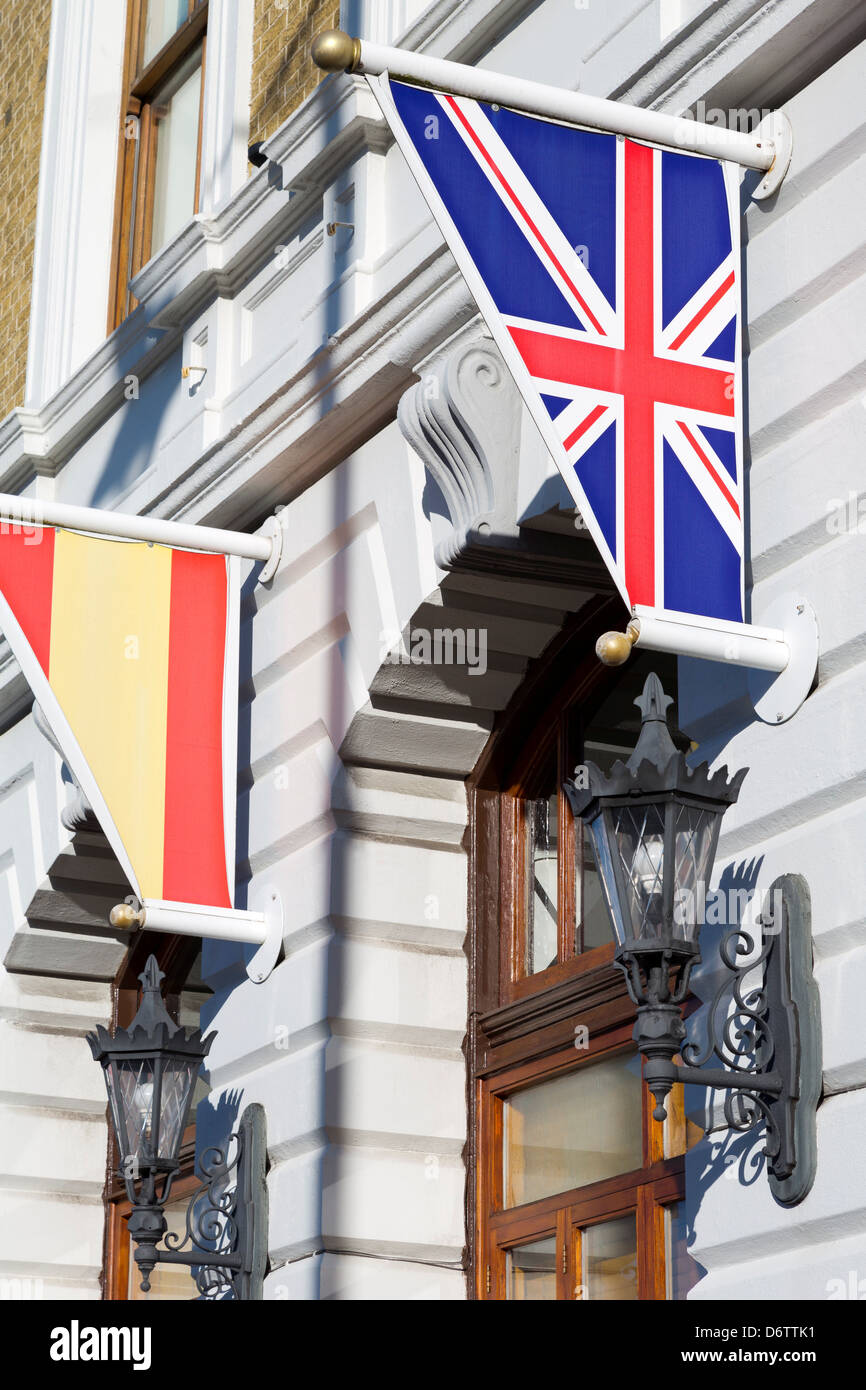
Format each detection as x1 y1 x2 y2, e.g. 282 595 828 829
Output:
665 1202 704 1299
507 1236 557 1300
503 1053 643 1207
582 1214 637 1300
141 0 191 69
150 46 203 256
583 739 633 777
524 788 558 974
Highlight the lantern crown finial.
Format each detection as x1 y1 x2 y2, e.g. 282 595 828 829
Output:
139 954 165 996
128 953 180 1038
627 673 678 774
634 671 674 725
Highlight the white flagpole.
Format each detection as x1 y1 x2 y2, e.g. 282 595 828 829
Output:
0 492 282 573
110 893 285 985
628 609 789 672
312 31 792 195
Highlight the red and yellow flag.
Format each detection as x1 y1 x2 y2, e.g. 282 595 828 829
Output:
0 526 238 910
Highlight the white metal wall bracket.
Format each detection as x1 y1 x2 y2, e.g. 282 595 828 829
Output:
746 594 819 724
595 594 818 724
110 889 285 983
751 111 794 201
255 514 283 585
245 883 285 983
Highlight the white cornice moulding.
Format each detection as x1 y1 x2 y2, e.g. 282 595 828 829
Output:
399 0 537 63
612 0 866 111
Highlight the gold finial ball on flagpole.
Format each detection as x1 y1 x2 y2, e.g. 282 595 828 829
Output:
311 30 360 72
595 630 634 666
110 902 145 930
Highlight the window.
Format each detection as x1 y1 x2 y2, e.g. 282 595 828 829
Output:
108 1 208 329
479 1031 702 1300
103 935 211 1301
469 597 703 1299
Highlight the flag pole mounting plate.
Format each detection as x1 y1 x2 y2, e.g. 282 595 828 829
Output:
752 111 793 201
747 594 818 725
246 884 284 983
256 515 283 585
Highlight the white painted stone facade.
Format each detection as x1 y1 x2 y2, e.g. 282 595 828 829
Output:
0 0 864 1301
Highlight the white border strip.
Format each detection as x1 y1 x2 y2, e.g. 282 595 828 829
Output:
222 555 241 908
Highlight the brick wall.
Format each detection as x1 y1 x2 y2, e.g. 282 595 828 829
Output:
0 0 51 419
250 0 340 148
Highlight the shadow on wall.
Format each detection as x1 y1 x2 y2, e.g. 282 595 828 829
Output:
91 342 182 508
195 1086 244 1164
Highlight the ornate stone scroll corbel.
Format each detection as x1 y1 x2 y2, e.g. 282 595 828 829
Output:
32 701 99 833
398 336 611 589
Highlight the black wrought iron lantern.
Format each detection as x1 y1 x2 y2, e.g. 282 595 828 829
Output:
88 956 214 1180
566 674 746 1026
565 672 822 1207
87 956 268 1297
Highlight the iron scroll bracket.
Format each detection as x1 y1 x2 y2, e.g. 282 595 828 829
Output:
132 1103 269 1299
640 874 822 1206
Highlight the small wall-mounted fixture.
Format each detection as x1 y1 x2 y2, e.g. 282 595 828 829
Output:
181 364 207 381
326 220 354 236
565 673 821 1206
87 956 268 1298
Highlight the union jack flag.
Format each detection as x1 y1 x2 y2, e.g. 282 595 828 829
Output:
372 77 744 624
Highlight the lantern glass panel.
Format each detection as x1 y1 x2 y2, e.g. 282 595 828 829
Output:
158 1057 199 1162
108 1058 156 1162
586 812 627 946
612 802 667 941
671 803 721 943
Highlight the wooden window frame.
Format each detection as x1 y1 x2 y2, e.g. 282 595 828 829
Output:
107 0 209 331
478 1027 687 1300
468 594 694 1299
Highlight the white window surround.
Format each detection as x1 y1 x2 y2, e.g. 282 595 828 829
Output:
25 0 126 411
198 0 254 216
26 0 253 412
